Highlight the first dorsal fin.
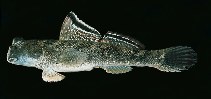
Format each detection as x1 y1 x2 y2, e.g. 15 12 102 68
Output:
101 31 145 49
59 12 102 41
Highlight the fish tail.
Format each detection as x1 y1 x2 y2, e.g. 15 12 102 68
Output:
143 46 197 72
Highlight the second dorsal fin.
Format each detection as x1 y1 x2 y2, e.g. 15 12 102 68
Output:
101 31 145 49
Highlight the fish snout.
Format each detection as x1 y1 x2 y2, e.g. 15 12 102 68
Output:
7 47 17 63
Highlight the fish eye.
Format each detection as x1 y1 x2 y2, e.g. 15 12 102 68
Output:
12 37 24 45
13 37 23 42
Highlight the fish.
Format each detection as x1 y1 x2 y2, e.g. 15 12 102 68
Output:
7 12 197 82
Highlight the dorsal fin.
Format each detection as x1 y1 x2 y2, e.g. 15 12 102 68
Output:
59 12 102 41
101 31 145 49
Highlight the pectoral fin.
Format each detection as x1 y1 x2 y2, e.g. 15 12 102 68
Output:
42 69 65 82
101 66 132 74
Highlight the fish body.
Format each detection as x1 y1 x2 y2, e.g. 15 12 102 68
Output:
7 12 197 82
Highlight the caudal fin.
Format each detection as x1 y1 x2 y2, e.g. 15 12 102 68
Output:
156 46 197 72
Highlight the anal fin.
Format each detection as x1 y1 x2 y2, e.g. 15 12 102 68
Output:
101 66 132 74
42 69 65 82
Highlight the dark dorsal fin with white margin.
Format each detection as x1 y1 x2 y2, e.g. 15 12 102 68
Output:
101 31 145 49
59 12 102 41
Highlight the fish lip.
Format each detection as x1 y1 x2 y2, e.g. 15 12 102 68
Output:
8 58 17 63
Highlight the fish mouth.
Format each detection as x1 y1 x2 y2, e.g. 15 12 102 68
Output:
7 58 17 63
7 47 17 63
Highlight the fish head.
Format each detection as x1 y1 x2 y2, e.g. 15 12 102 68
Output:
7 38 42 67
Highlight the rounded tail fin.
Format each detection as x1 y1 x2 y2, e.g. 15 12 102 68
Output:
157 46 197 72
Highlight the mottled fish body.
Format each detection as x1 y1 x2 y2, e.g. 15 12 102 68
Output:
7 12 197 82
